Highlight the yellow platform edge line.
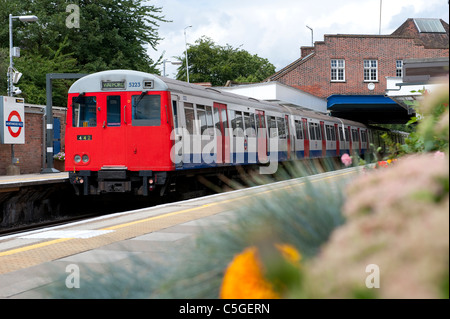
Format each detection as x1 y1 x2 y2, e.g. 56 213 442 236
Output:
0 238 72 257
101 205 209 231
0 169 358 258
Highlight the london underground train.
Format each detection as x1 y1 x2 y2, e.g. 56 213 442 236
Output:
65 70 393 196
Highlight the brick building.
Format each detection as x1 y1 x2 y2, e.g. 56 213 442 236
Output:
268 18 449 123
0 105 66 175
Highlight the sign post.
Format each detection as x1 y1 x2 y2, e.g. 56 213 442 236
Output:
1 96 25 175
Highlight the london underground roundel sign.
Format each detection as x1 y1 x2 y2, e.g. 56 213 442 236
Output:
1 96 25 144
7 110 23 138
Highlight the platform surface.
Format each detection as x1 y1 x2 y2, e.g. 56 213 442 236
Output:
0 167 362 298
0 172 69 189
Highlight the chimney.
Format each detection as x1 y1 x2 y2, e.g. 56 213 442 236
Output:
300 46 314 58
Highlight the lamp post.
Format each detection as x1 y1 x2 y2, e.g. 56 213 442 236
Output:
8 14 39 96
7 14 38 175
162 59 182 77
184 25 192 83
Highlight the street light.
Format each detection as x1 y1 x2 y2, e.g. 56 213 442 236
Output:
162 59 182 77
7 13 38 173
184 25 192 83
8 14 39 96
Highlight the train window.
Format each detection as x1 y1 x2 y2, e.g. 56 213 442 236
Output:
229 110 235 130
309 122 316 140
345 128 350 141
232 111 244 137
72 95 97 127
214 107 221 132
248 113 256 137
196 105 207 135
276 117 286 139
172 100 179 133
361 130 367 143
309 122 321 140
184 103 195 135
352 129 359 141
107 96 121 127
315 124 322 140
221 109 229 131
295 120 303 140
243 112 256 137
327 125 336 141
206 106 214 128
196 105 214 136
339 127 344 141
268 116 278 138
131 94 161 126
325 125 331 141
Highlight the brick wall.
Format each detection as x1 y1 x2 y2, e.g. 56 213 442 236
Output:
0 105 67 175
274 35 449 99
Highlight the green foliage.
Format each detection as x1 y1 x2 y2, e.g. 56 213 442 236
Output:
401 84 449 154
176 36 275 86
0 0 168 104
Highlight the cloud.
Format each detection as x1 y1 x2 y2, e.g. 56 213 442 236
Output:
148 0 449 77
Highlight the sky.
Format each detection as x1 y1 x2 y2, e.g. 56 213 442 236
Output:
146 0 449 78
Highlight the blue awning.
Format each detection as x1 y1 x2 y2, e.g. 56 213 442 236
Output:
326 95 413 124
328 95 398 110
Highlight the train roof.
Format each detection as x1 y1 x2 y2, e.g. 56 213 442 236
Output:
68 70 366 128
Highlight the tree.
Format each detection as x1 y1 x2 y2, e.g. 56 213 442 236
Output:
176 36 275 86
0 0 169 105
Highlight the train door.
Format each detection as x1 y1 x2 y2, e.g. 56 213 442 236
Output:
285 115 291 160
320 121 326 157
101 93 127 166
171 94 183 168
334 123 340 156
255 110 267 163
302 118 310 158
213 102 229 164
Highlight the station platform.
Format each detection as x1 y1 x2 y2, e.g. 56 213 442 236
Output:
0 172 69 190
0 167 363 299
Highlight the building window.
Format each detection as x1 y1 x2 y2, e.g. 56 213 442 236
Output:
364 60 378 82
331 59 345 82
396 60 403 77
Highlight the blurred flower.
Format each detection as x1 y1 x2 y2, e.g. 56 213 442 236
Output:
303 153 449 298
376 158 397 168
220 244 301 299
341 153 352 167
434 151 445 160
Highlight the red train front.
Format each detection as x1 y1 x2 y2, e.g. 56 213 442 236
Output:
66 70 175 195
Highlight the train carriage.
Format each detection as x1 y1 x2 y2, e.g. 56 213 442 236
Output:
66 70 381 196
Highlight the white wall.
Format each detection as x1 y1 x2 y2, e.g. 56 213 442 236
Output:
220 82 327 113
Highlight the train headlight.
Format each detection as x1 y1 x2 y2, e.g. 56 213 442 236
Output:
82 154 89 163
74 155 82 163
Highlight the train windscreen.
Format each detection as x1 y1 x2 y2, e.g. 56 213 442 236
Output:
131 94 161 126
72 95 97 127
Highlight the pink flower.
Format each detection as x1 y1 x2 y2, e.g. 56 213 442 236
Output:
341 154 352 167
434 151 445 160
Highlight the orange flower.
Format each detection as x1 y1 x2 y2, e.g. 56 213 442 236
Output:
220 244 301 299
